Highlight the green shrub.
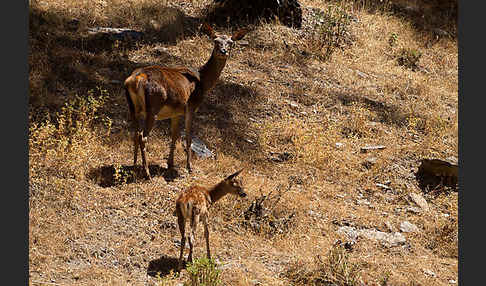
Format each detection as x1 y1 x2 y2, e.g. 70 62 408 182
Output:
185 258 222 286
29 86 109 179
325 244 362 286
29 87 108 153
397 48 422 71
284 243 362 286
311 3 353 61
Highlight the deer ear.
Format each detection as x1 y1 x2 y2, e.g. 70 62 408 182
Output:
201 22 217 39
226 168 244 180
231 28 248 41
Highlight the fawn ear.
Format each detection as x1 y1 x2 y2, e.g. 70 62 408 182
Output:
226 168 244 180
201 22 217 39
231 28 248 41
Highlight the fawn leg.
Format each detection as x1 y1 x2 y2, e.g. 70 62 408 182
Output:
177 213 186 271
202 215 211 260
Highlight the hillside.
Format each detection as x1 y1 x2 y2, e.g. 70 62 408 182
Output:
29 0 458 285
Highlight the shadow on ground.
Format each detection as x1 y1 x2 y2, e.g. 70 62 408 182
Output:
29 0 297 171
352 0 457 38
29 2 196 115
194 80 266 163
147 255 181 278
334 91 411 128
88 164 180 187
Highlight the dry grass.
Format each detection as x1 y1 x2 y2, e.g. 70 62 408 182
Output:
29 0 457 285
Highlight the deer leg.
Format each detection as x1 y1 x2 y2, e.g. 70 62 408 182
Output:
131 119 141 167
168 116 181 169
133 132 140 166
177 214 186 271
140 114 155 179
139 136 149 179
184 106 194 173
202 215 211 260
188 213 199 263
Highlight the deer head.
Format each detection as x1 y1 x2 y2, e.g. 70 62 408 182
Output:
201 23 249 60
223 169 246 197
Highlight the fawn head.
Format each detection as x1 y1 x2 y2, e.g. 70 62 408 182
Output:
223 169 246 197
201 23 248 60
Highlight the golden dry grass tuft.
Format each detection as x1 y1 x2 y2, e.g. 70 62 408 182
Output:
284 243 364 286
29 0 457 285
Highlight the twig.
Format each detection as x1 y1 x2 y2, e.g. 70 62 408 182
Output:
268 182 293 213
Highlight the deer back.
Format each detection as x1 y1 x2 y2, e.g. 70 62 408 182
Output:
176 185 211 218
125 66 201 118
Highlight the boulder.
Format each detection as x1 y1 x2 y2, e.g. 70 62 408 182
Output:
210 0 303 28
400 221 419 233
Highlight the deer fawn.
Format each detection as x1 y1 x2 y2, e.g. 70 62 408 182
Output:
124 23 249 178
175 169 246 270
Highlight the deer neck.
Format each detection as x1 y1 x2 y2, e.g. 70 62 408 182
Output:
206 181 229 204
198 50 228 94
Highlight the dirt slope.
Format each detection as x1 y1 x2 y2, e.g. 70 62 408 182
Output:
29 0 458 285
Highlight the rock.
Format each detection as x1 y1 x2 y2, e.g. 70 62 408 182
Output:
423 269 437 277
87 27 144 41
406 206 421 214
376 183 391 190
211 0 303 28
337 226 406 247
335 142 345 148
337 226 359 242
384 221 394 232
360 145 386 153
408 192 429 211
400 221 419 233
416 158 458 186
180 131 214 158
361 229 406 247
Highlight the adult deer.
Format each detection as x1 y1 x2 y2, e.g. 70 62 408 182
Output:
124 24 248 178
174 169 246 271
